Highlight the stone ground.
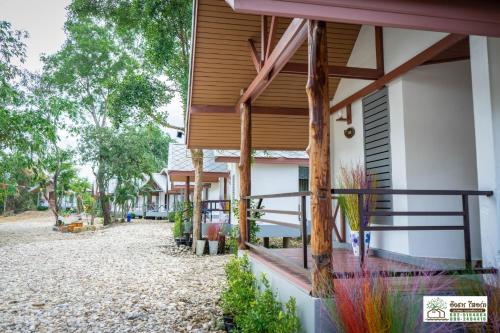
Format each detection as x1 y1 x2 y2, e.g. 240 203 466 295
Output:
0 211 229 332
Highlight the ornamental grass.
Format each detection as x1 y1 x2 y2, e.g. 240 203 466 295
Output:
322 269 500 333
336 163 377 231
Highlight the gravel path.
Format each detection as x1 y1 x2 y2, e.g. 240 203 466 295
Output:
0 213 229 332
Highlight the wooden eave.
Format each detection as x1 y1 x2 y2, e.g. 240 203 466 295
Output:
167 170 229 182
186 0 361 150
226 0 500 37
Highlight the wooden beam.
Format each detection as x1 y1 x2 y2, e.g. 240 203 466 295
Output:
191 104 308 116
261 16 268 63
248 39 261 72
282 63 381 80
331 33 467 112
375 26 384 74
265 16 278 60
238 101 251 249
185 176 190 206
236 18 307 111
306 20 333 297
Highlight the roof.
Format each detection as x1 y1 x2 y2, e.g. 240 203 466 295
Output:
186 0 359 150
186 0 497 152
214 150 309 165
167 143 228 182
226 0 500 38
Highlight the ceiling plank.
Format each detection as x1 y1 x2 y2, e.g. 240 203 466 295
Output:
330 33 467 113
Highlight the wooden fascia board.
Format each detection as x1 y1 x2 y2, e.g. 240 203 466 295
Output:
331 33 467 113
226 0 500 37
236 18 307 109
191 104 308 116
186 0 199 146
282 63 381 80
168 170 229 181
215 156 309 165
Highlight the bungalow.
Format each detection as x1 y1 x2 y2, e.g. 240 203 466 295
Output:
214 149 310 241
166 143 230 222
185 0 500 331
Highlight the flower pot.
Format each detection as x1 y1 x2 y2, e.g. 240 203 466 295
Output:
175 238 181 246
208 240 219 255
350 231 371 256
223 315 235 332
196 240 206 256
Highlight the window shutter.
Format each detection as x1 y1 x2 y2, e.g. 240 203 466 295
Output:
362 87 393 224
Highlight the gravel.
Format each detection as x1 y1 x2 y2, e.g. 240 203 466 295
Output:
0 213 229 332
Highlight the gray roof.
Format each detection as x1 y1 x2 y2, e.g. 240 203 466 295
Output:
167 143 227 173
214 150 308 159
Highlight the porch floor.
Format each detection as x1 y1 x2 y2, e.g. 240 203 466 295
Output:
248 247 483 293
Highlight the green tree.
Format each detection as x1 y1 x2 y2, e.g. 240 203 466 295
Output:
42 19 174 225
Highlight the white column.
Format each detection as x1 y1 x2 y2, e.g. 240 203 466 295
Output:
469 36 500 269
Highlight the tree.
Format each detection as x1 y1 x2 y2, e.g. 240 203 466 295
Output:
34 148 76 225
42 19 174 225
70 1 205 252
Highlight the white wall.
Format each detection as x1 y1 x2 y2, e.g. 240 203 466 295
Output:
470 36 500 268
229 162 302 224
403 60 480 259
331 27 481 259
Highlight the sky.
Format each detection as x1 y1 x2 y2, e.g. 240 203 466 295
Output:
0 0 185 181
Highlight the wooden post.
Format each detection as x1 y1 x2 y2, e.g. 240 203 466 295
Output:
306 20 333 297
185 176 190 204
192 149 204 252
238 101 251 249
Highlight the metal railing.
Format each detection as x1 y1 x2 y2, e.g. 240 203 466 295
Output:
243 188 496 278
202 199 232 224
331 189 493 269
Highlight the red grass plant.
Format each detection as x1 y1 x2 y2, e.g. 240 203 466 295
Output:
207 223 221 241
322 270 500 333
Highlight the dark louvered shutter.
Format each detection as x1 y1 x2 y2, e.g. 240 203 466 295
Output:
362 87 393 224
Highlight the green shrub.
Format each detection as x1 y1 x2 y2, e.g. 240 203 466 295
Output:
221 254 301 332
36 206 49 211
221 255 257 321
167 211 176 222
173 212 183 238
239 275 300 333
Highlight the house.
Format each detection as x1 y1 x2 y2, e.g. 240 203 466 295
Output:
185 0 500 331
166 143 231 223
214 150 310 241
30 182 77 211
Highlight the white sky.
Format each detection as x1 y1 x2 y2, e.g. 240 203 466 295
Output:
0 0 184 181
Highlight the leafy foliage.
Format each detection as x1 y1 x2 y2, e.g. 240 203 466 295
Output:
220 255 301 332
69 0 192 113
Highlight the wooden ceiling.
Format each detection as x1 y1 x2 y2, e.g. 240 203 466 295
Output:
187 0 361 150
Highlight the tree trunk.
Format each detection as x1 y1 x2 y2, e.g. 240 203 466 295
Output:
191 149 204 252
306 20 333 297
238 101 251 249
97 166 111 226
43 190 58 225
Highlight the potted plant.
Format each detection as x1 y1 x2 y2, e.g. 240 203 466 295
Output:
337 163 376 256
207 223 221 255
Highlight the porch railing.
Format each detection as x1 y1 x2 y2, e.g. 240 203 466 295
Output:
332 189 494 269
202 199 232 224
244 189 495 278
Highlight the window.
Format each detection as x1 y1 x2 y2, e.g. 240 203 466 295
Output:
362 87 393 224
299 166 309 192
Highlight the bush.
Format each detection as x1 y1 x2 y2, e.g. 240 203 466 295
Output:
167 211 176 222
221 254 301 332
36 205 49 211
173 211 183 238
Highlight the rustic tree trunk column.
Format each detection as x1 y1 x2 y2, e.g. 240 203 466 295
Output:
306 20 333 297
191 149 204 252
238 101 251 249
